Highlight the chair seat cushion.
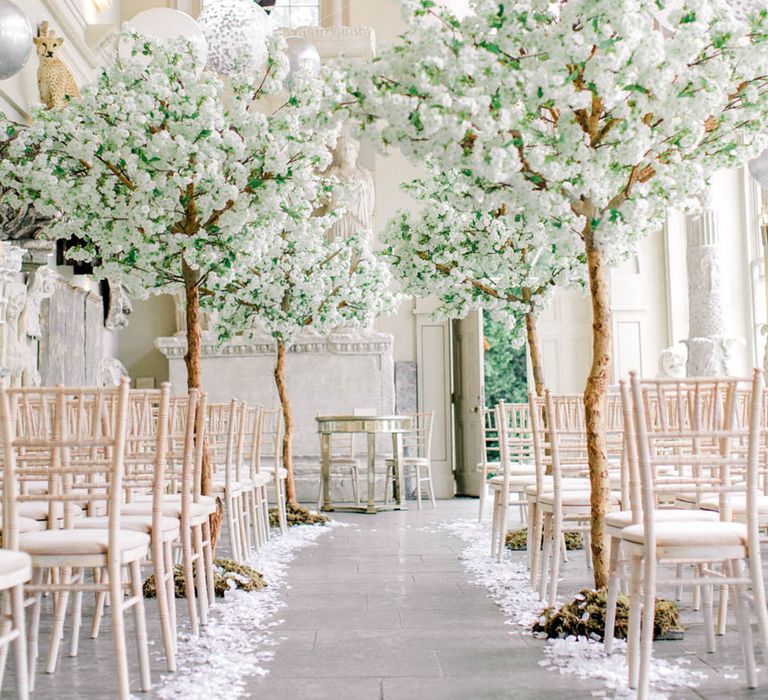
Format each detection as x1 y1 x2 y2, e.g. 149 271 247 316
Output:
490 474 537 490
122 501 213 521
19 529 150 556
538 491 621 507
606 509 719 530
0 517 47 535
17 501 83 522
698 494 768 514
212 478 243 493
0 550 32 588
522 477 591 495
620 521 748 548
74 515 180 537
133 494 217 511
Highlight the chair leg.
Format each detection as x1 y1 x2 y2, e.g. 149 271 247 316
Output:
201 520 216 605
496 489 510 563
548 514 563 606
427 466 436 508
237 494 250 558
627 555 643 691
109 565 130 700
384 463 392 505
27 568 44 692
351 466 360 506
604 537 621 655
700 572 716 654
181 526 200 637
529 501 543 586
731 558 757 688
11 583 29 700
746 542 768 664
538 514 553 602
69 568 84 657
129 560 152 691
478 466 487 521
91 568 106 639
46 566 71 673
276 477 288 534
164 539 177 654
636 555 657 700
415 465 423 511
193 525 209 625
716 561 729 637
490 489 500 557
153 537 177 672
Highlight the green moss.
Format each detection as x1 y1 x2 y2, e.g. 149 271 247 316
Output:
532 588 683 641
269 503 329 528
505 528 583 551
143 558 266 599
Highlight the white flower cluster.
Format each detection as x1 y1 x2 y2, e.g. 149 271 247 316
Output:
348 0 768 265
215 186 398 344
383 162 586 343
0 31 341 311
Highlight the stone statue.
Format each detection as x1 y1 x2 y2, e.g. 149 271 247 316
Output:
325 129 374 242
100 356 129 386
658 343 687 378
105 281 133 330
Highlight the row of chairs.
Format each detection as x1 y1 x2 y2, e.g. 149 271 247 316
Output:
0 381 288 699
485 372 768 699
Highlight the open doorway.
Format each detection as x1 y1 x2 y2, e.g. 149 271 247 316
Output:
451 312 530 496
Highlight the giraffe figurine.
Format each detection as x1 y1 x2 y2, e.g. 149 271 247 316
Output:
34 22 80 109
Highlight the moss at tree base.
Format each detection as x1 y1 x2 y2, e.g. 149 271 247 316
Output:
532 588 683 641
143 558 266 598
269 503 330 528
505 528 583 551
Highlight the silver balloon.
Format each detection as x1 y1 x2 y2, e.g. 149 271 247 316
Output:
0 0 32 81
198 0 273 76
285 37 321 80
749 148 768 189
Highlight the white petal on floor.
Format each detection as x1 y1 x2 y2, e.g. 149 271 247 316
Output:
431 519 707 700
153 521 343 699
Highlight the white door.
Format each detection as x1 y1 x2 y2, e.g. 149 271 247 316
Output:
535 289 593 393
452 311 485 495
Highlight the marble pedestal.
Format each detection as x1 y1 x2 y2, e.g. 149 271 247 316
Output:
156 329 396 502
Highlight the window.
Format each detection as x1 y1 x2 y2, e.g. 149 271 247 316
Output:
270 0 320 28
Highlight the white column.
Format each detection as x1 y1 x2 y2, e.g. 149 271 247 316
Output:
683 190 744 376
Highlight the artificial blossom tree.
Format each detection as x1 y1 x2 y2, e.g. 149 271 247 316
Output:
0 32 340 501
214 194 396 509
384 163 585 395
348 0 768 585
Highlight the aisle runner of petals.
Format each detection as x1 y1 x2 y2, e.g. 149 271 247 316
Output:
155 521 346 699
435 520 707 699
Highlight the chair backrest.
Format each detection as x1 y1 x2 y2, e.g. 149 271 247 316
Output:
123 384 172 534
254 406 282 472
0 379 131 554
206 400 239 488
479 406 500 470
403 411 434 460
627 371 763 548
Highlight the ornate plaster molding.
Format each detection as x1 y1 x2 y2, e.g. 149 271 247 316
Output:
289 25 375 60
155 329 394 359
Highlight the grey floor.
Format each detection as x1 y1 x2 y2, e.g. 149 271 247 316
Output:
2 499 767 699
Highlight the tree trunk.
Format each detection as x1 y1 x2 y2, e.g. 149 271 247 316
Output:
182 259 222 548
274 340 298 507
583 241 612 589
525 312 545 397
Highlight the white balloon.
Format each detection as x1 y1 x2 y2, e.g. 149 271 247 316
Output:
119 8 208 75
285 37 321 80
198 0 274 77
